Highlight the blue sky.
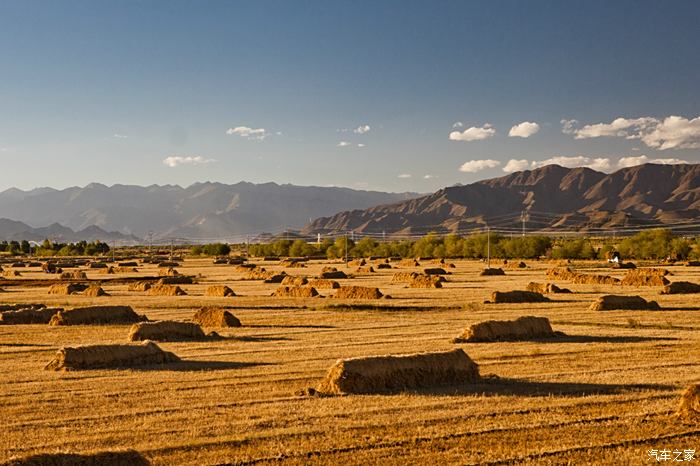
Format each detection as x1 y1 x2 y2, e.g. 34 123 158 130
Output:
1 0 699 192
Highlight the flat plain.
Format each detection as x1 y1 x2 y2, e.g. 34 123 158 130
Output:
1 258 699 465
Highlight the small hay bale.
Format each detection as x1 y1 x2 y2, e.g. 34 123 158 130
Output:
334 286 383 299
526 282 572 294
546 267 576 280
455 316 555 342
348 259 366 267
157 276 193 285
320 270 348 279
610 261 636 269
488 290 550 303
376 263 392 269
588 295 660 311
83 285 109 297
677 384 700 421
148 284 187 296
307 279 340 289
49 306 146 326
45 341 179 370
61 270 88 280
158 261 180 268
264 273 287 284
661 281 700 294
236 264 257 272
315 348 479 395
281 275 308 286
205 285 236 297
128 320 206 342
321 266 339 273
244 268 273 280
408 275 443 288
620 269 670 287
48 283 87 295
3 450 150 466
0 307 62 325
113 266 138 273
118 261 138 267
480 268 505 276
392 272 419 283
128 281 153 292
399 259 420 267
3 270 21 278
272 286 320 298
193 307 241 327
503 260 527 269
356 266 375 273
686 261 700 267
423 267 447 275
99 266 116 274
159 267 180 277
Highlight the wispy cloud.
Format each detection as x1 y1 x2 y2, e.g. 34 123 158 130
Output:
226 126 268 140
337 141 351 147
452 121 463 128
113 134 128 139
397 173 412 179
357 143 366 148
162 155 216 168
449 124 496 142
423 174 437 179
459 159 500 173
617 155 689 168
508 121 540 138
354 124 370 134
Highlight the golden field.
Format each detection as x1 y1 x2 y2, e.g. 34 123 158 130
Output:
1 258 699 465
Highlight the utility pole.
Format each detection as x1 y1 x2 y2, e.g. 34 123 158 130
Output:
344 232 348 267
521 210 526 237
487 227 491 269
245 236 249 257
170 240 174 260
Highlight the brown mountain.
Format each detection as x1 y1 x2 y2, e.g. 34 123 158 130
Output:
303 163 700 235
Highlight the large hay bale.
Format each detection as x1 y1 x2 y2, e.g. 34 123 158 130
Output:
128 281 153 292
49 306 146 326
661 281 700 294
423 267 447 275
244 268 273 280
571 273 620 285
526 282 572 294
61 270 88 280
620 269 670 287
205 285 236 297
157 276 193 285
148 284 187 296
677 384 700 421
392 272 420 282
316 349 479 395
82 285 109 297
589 295 661 311
272 286 319 298
281 275 308 286
399 259 420 267
0 307 62 325
45 341 179 370
128 320 206 341
48 283 87 295
264 273 287 283
193 307 241 327
546 267 576 280
503 260 527 269
480 268 505 276
307 279 340 289
159 267 180 277
455 316 555 342
409 275 443 288
334 286 383 299
488 290 550 303
2 450 150 466
320 270 348 279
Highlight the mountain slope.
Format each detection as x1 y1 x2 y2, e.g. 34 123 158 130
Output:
304 163 700 234
0 219 139 243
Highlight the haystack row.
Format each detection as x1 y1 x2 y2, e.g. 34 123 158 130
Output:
454 316 555 343
45 341 179 370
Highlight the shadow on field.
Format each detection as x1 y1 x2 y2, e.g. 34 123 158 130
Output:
246 324 336 329
658 306 700 311
134 360 273 372
228 335 292 342
0 342 55 347
532 334 679 344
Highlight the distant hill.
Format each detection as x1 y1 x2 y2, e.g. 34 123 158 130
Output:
304 163 700 235
0 218 139 244
0 182 419 241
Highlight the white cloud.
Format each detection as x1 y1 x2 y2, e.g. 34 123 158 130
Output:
397 174 412 179
502 159 530 173
357 143 366 148
459 159 501 173
162 156 216 168
449 124 496 142
337 141 351 147
226 126 267 140
561 115 700 150
508 121 540 138
113 134 128 139
354 124 370 134
423 174 437 179
452 121 463 128
530 156 612 172
617 155 689 168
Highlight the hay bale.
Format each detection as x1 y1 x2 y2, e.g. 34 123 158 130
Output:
45 341 179 371
236 264 257 272
307 279 340 289
588 295 660 311
49 306 146 326
193 307 241 327
423 267 447 275
118 262 138 267
549 267 620 285
244 268 274 280
128 320 206 341
158 261 180 268
205 285 236 297
356 266 375 273
408 275 443 288
677 384 700 421
281 275 308 286
113 266 138 273
61 270 88 280
157 276 193 285
316 349 479 395
488 290 550 303
159 267 180 277
392 272 419 282
148 284 187 296
88 262 108 269
48 283 87 295
3 450 150 466
546 267 576 280
686 261 700 267
83 285 109 297
480 268 505 276
272 286 319 298
376 263 392 269
322 266 339 273
264 273 287 283
610 261 636 269
399 259 420 267
348 259 366 267
620 269 670 287
503 260 527 269
3 270 21 278
320 270 348 279
128 281 153 292
0 307 62 325
100 266 116 275
661 281 700 294
455 316 555 342
526 282 572 294
334 286 383 299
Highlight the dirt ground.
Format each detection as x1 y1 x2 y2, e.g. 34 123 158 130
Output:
1 258 699 465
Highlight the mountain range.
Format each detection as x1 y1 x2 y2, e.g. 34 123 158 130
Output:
0 218 139 244
304 163 700 235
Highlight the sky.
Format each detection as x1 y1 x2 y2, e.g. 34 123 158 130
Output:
1 0 699 193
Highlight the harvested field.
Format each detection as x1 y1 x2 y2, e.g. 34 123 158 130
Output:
334 286 384 299
398 259 420 267
2 450 150 466
677 384 700 421
454 316 555 342
272 286 319 298
192 307 241 327
488 290 550 304
307 278 340 289
526 282 572 294
45 341 179 370
49 306 147 326
588 295 661 311
204 285 236 297
128 321 206 342
661 281 700 294
148 284 187 296
316 349 480 395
